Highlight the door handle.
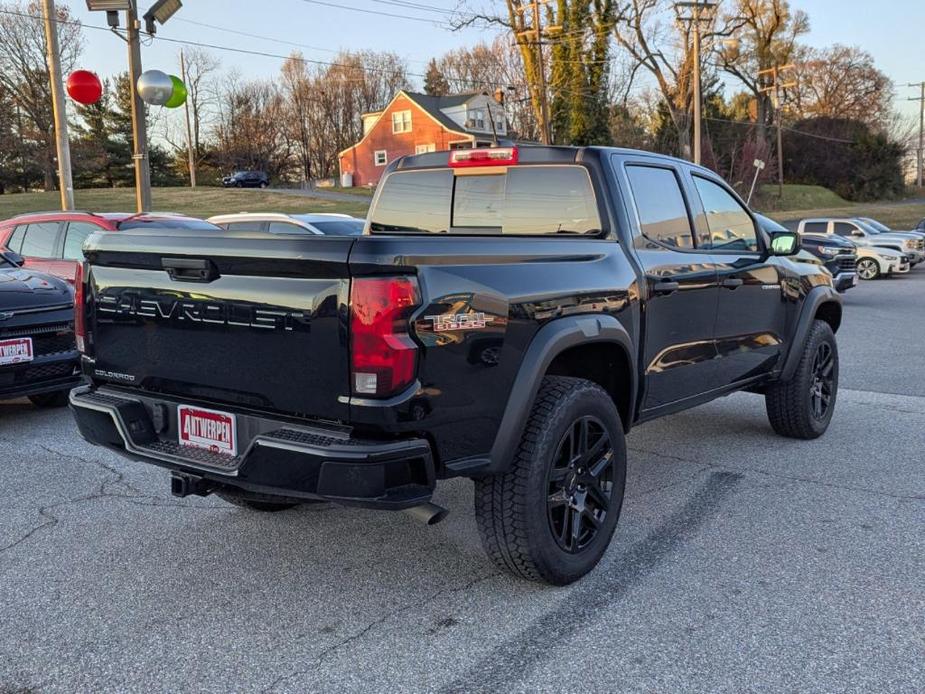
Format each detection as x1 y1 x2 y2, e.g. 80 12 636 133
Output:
651 280 680 295
722 278 744 289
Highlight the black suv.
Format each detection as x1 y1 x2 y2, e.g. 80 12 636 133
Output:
0 250 81 406
222 171 269 189
70 146 842 585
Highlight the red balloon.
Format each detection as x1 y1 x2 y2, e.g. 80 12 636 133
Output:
66 70 102 105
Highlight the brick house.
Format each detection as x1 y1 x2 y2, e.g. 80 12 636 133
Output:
338 91 508 187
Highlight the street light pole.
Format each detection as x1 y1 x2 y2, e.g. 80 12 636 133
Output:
675 1 717 166
910 82 924 189
40 0 74 210
180 50 196 187
126 1 152 212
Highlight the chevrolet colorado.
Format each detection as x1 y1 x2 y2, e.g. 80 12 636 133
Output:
69 146 842 585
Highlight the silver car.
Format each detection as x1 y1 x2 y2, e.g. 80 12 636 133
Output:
796 218 925 265
208 213 365 236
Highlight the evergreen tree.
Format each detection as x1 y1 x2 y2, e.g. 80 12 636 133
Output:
424 59 449 96
549 0 613 146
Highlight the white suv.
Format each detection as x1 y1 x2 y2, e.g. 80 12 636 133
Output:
207 213 365 236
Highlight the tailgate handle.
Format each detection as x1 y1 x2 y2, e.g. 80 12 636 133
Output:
162 258 219 283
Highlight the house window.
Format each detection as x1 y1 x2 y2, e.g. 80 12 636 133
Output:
415 143 436 154
374 150 388 166
467 108 485 130
391 110 412 133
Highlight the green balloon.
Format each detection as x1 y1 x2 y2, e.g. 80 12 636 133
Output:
165 75 187 108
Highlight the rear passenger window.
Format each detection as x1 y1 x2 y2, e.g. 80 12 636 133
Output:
803 221 828 234
691 175 758 252
6 225 27 253
625 166 693 249
369 166 601 235
833 222 857 237
226 221 265 232
63 222 102 260
267 222 305 235
20 222 59 257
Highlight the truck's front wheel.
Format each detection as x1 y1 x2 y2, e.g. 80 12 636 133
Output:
474 376 626 585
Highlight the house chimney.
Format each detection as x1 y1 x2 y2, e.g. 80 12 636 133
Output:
493 88 505 105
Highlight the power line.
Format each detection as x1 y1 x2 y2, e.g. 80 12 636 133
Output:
297 0 451 25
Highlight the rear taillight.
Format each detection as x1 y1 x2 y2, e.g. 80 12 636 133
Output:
350 276 420 398
74 262 86 353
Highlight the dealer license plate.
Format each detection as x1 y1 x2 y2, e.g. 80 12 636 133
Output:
0 337 33 366
178 405 237 456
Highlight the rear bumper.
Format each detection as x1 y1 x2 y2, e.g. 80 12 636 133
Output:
0 351 81 401
69 385 436 510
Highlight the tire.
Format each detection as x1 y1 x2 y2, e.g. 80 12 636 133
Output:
235 181 243 188
259 182 268 189
765 320 838 440
215 489 301 512
28 391 69 408
474 376 627 585
856 258 880 280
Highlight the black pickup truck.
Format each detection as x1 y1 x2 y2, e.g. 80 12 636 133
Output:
70 146 842 585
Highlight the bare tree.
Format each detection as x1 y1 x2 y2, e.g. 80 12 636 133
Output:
0 1 82 190
611 0 697 158
718 0 808 143
790 45 893 129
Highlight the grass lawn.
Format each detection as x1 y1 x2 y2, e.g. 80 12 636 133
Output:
0 187 370 220
755 184 851 212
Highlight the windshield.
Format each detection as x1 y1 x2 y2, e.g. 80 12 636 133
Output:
304 219 365 236
860 218 891 232
369 166 602 236
117 218 221 231
853 220 882 235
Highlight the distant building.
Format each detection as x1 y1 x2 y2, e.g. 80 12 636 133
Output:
338 90 507 187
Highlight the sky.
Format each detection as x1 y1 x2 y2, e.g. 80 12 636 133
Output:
63 0 925 118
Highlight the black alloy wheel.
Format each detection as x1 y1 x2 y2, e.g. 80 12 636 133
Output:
809 341 835 420
546 415 616 554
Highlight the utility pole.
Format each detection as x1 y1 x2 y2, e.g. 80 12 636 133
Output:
515 0 557 144
909 82 924 189
675 1 718 166
759 64 796 199
126 2 152 212
40 0 73 210
180 50 197 187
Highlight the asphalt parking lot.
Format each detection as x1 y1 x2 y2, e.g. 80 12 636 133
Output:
2 273 923 693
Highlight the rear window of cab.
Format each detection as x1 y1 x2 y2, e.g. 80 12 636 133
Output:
369 165 601 236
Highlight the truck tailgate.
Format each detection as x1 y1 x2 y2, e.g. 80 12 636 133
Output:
83 230 354 422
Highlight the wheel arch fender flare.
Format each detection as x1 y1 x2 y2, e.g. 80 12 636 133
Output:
780 285 842 382
486 314 637 474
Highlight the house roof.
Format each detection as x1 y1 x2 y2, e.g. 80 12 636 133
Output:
402 92 481 133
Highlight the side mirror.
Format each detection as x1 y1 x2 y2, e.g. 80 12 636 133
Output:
851 230 864 237
767 230 799 256
3 250 24 266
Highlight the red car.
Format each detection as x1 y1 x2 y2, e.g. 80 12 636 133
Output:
0 211 220 284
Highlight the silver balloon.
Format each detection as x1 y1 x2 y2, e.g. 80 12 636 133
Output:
137 69 173 106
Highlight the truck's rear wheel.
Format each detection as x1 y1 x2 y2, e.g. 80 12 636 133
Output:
765 320 838 439
474 376 626 585
215 489 301 512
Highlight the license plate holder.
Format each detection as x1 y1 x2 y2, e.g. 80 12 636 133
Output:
0 337 33 366
178 405 237 457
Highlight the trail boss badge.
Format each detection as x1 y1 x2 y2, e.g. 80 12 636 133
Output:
426 312 492 332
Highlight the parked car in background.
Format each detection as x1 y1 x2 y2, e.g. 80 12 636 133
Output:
0 250 80 407
853 245 910 280
796 231 858 292
222 171 270 188
207 213 365 236
0 212 220 284
857 217 925 242
796 218 924 265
